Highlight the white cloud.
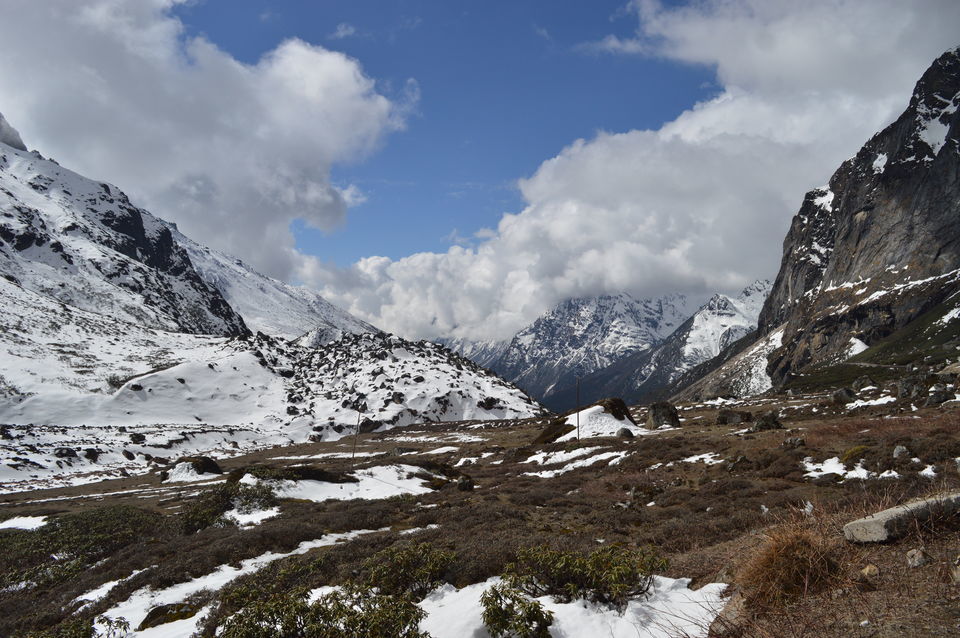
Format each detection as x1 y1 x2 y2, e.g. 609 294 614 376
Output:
0 0 412 279
307 0 960 341
329 22 357 40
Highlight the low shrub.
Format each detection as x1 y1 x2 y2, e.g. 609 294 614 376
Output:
178 483 277 535
503 545 666 612
481 582 553 638
218 584 428 638
362 542 455 600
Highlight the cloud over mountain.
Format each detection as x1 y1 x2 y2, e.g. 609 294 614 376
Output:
310 0 960 341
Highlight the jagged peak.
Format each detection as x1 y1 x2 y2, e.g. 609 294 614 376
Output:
0 110 27 152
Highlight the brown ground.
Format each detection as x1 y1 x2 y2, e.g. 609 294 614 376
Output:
1 390 959 637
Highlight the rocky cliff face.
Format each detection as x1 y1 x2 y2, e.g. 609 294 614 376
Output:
756 47 960 385
0 131 248 336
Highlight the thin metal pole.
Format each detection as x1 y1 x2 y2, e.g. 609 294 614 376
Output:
576 376 581 441
351 409 361 470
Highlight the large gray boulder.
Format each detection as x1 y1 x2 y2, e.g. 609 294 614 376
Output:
844 491 960 543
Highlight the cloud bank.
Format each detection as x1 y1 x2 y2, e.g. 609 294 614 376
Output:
310 0 960 341
0 0 410 279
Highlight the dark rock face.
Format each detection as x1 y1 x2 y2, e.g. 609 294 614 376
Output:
756 48 960 386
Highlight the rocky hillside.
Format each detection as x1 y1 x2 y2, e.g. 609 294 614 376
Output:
677 47 960 399
545 281 770 410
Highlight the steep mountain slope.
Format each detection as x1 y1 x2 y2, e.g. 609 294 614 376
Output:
484 293 696 401
174 228 377 341
677 47 960 398
434 336 509 369
0 130 247 336
544 281 770 410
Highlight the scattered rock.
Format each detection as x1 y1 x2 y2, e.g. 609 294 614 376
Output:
53 447 77 458
646 401 680 429
924 389 953 407
892 445 910 459
905 548 931 568
122 449 135 460
950 554 960 584
707 588 746 637
832 387 857 405
860 563 880 579
852 375 877 392
749 410 782 432
175 455 222 475
456 475 475 491
781 436 805 448
129 432 146 444
843 491 960 543
137 602 202 631
716 409 752 425
82 448 100 462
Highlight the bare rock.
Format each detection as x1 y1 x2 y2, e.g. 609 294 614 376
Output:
844 491 960 543
906 548 931 568
646 401 680 429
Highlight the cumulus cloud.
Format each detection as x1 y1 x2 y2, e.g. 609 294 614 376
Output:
307 0 960 341
0 0 411 279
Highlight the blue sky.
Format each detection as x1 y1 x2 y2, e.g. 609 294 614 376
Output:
172 0 715 264
3 1 957 339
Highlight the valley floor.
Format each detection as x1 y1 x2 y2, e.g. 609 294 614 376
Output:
2 389 960 637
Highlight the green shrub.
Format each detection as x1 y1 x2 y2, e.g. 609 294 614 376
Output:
178 483 277 535
481 582 553 638
218 584 428 638
0 506 163 589
23 616 130 638
362 542 455 601
504 545 666 612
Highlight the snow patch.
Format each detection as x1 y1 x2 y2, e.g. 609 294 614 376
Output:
0 515 47 530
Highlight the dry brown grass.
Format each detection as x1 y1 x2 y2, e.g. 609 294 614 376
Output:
737 520 841 610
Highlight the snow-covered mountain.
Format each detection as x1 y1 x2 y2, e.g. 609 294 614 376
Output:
544 281 770 410
0 113 545 491
0 127 247 336
472 293 697 402
173 227 377 341
434 336 509 369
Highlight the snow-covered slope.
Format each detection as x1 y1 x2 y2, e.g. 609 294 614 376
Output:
434 336 509 369
173 226 377 341
483 293 696 401
545 282 770 410
0 140 247 336
0 325 544 491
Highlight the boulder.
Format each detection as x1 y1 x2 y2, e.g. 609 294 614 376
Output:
175 455 222 475
749 410 782 432
892 445 910 459
645 402 680 429
137 603 202 631
906 548 931 568
716 409 752 425
843 491 960 543
852 375 877 391
924 389 953 407
616 427 635 439
832 387 857 405
53 447 77 458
